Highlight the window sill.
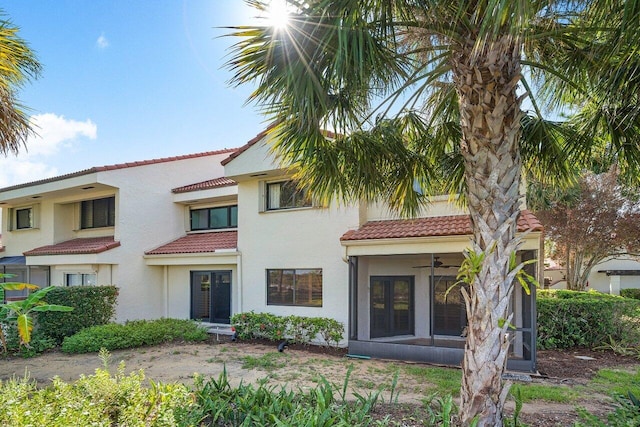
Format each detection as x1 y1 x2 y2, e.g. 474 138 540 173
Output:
188 228 238 234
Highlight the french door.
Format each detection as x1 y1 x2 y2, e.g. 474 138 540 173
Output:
432 275 468 336
370 276 414 338
190 271 231 324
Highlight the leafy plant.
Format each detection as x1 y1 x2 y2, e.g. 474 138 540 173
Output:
0 285 72 350
537 290 640 349
621 289 640 300
61 318 209 354
0 352 194 426
37 285 118 344
576 391 640 426
183 367 384 426
231 312 345 347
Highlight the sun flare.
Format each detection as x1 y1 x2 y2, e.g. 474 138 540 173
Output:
265 0 290 29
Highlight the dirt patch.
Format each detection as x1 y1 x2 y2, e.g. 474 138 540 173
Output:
1 340 638 426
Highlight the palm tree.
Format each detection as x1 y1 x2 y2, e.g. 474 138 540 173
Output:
0 11 41 155
225 1 640 425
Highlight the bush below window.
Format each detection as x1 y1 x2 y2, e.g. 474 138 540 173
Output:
231 312 344 347
61 318 209 354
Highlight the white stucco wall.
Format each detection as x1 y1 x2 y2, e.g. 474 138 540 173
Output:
235 177 360 336
544 256 640 294
0 151 232 321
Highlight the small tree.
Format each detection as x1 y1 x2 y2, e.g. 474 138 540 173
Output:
533 168 640 290
0 285 73 350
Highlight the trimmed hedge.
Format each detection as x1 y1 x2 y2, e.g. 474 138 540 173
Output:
231 312 344 347
537 289 640 349
621 288 640 300
36 285 118 344
61 318 209 354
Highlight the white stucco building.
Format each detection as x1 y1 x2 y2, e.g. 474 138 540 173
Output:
0 128 543 370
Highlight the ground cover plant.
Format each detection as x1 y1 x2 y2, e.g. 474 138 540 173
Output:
61 318 209 353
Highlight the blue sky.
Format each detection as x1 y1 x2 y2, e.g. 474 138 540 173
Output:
0 1 270 187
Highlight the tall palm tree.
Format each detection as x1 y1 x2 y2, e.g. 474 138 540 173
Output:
0 12 41 155
225 1 640 425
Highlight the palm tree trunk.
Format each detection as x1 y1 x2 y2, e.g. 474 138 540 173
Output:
452 36 523 427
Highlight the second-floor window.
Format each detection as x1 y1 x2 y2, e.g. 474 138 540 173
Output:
266 180 312 210
81 197 115 229
16 207 33 229
190 205 238 230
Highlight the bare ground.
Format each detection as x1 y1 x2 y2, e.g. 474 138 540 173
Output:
1 338 639 426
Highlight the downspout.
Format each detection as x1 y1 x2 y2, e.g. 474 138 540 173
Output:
163 265 169 318
237 252 243 313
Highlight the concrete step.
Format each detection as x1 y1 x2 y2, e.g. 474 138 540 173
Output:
203 323 235 336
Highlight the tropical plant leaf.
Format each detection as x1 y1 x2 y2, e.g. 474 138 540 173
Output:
16 313 33 345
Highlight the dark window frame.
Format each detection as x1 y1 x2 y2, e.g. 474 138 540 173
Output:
266 180 312 210
15 207 33 229
80 197 115 229
190 205 238 231
266 268 323 307
65 273 97 286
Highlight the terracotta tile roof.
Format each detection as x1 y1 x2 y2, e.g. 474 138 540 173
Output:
0 149 239 192
145 231 238 255
172 177 237 194
24 236 120 256
340 210 543 241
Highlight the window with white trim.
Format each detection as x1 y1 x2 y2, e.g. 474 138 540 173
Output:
267 268 322 306
266 180 312 210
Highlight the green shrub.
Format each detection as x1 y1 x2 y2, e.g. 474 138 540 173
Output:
537 290 640 349
621 288 640 300
61 318 208 354
0 354 194 426
37 286 118 344
1 323 56 358
230 312 345 347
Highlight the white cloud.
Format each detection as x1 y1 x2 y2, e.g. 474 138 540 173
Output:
0 113 97 187
26 113 97 157
96 33 109 49
0 159 58 188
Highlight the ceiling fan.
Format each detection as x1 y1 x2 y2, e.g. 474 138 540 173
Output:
412 256 460 269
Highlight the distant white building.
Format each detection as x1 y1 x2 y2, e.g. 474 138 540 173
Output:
544 257 640 295
0 128 543 371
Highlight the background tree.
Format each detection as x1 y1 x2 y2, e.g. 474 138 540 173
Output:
532 168 640 290
0 11 41 154
225 1 640 425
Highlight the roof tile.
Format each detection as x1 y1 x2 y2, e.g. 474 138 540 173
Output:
24 236 120 256
341 210 542 241
0 149 239 193
145 231 237 255
172 177 237 194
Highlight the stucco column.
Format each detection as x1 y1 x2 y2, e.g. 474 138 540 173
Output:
609 275 621 295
